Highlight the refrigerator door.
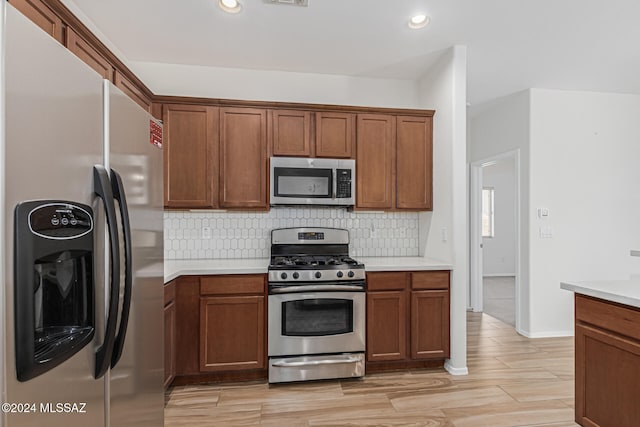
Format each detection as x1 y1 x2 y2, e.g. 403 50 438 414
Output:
106 82 164 427
3 5 105 426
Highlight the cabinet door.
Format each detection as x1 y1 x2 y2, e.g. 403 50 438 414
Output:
163 104 219 208
9 0 64 44
175 276 200 376
114 71 151 113
219 107 268 209
200 296 265 371
164 301 176 388
66 27 114 80
367 291 407 362
315 112 354 158
576 325 640 426
356 114 395 209
411 290 449 359
397 116 433 210
271 110 311 157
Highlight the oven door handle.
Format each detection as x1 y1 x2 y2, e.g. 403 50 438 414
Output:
270 285 364 293
272 356 361 367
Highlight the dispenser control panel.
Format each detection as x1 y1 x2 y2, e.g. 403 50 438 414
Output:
28 203 93 239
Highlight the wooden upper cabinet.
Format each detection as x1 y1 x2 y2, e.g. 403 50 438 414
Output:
9 0 64 44
356 114 395 209
114 71 151 113
271 110 311 157
219 107 268 209
163 104 219 208
397 116 433 210
315 112 355 158
66 27 114 81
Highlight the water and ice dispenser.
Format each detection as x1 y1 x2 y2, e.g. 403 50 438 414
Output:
14 201 95 381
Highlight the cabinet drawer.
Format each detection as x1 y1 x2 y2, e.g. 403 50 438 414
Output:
366 272 408 291
411 271 450 290
576 294 640 342
200 275 266 296
164 280 176 307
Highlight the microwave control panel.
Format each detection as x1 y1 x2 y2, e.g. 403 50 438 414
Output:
336 169 352 198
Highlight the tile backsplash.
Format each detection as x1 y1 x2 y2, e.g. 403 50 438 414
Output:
164 208 419 260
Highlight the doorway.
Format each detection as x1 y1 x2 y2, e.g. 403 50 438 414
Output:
470 150 521 331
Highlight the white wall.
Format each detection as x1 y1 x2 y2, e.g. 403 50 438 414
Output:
417 46 468 375
471 88 640 337
469 90 531 333
528 89 640 336
482 160 516 276
129 61 420 109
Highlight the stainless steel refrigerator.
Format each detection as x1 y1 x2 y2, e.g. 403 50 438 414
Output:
1 3 164 426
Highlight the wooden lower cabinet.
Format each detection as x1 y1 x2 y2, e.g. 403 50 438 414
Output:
200 295 265 372
366 271 450 371
367 291 407 361
164 280 177 388
411 290 449 359
172 274 267 385
574 295 640 426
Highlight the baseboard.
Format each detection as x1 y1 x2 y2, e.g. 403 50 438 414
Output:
444 360 469 376
483 273 516 278
516 327 574 338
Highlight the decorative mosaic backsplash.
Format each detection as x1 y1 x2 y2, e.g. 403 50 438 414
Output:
164 208 419 260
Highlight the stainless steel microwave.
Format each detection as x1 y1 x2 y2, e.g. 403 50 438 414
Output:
270 157 355 206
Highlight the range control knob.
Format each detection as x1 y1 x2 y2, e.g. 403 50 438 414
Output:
280 272 288 280
336 271 344 278
347 271 355 278
293 272 299 279
315 271 322 279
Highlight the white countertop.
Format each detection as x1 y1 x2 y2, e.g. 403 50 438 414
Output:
358 257 452 271
561 279 640 309
165 259 270 283
165 256 452 283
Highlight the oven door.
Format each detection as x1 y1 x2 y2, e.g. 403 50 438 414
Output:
268 291 365 357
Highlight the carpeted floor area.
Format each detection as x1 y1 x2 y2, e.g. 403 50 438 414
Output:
483 276 515 326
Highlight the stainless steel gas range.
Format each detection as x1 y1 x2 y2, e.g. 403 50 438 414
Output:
267 227 366 383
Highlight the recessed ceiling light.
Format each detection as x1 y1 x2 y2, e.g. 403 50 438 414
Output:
219 0 242 14
408 14 430 29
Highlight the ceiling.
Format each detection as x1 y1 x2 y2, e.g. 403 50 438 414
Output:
65 0 640 108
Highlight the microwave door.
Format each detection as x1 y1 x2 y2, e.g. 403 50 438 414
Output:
278 175 329 197
273 167 333 203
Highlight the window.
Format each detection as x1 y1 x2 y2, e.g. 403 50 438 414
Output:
482 187 494 238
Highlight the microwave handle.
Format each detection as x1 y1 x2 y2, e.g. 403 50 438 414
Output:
332 169 337 199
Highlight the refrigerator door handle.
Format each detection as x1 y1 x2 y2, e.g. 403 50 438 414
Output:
109 168 132 368
93 165 121 379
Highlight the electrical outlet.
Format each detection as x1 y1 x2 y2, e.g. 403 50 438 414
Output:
202 227 211 239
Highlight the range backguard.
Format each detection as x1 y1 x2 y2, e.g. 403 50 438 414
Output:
14 201 95 381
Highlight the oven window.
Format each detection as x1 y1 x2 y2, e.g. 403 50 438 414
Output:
282 298 353 336
274 167 332 198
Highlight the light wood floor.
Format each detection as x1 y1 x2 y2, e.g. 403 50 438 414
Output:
165 312 578 426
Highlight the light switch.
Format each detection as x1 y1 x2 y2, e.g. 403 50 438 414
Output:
539 226 553 238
